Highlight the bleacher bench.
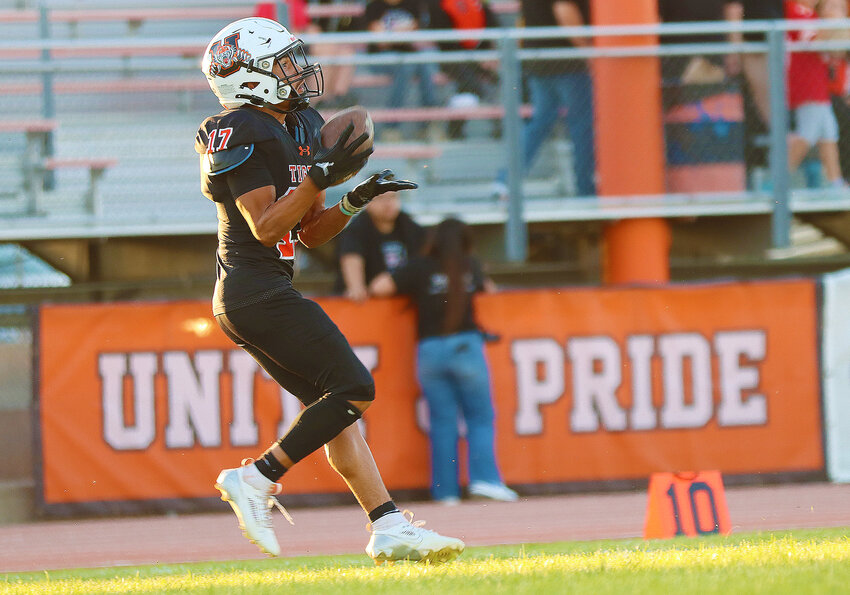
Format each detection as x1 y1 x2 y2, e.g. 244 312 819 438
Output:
31 157 118 217
0 2 517 27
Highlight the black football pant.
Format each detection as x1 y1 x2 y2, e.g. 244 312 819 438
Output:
216 287 375 463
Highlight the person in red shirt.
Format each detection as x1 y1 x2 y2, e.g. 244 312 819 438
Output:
786 0 845 187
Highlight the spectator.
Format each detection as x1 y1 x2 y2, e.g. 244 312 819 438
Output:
424 0 501 139
369 218 518 505
335 187 425 300
307 0 364 108
254 1 311 32
494 0 597 199
726 1 785 127
786 0 845 187
723 1 781 184
821 0 850 180
364 0 441 140
657 0 738 85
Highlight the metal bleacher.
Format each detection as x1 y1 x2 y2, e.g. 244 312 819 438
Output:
1 3 849 264
0 0 534 241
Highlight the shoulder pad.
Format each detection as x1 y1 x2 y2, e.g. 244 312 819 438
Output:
195 108 275 155
203 144 254 176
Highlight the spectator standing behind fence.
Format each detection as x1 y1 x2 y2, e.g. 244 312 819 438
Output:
254 1 311 32
819 0 850 182
658 0 739 85
786 0 846 187
423 0 501 139
726 1 784 128
493 0 596 200
334 187 425 300
369 218 518 505
307 0 365 108
364 0 440 140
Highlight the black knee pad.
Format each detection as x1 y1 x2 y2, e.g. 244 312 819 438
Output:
277 394 363 463
345 380 376 403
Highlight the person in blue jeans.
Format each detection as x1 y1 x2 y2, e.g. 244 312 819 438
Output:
495 0 597 198
370 218 518 504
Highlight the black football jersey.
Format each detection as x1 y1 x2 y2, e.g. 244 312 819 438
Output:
195 106 324 315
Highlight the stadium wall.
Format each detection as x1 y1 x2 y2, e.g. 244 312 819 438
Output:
33 278 826 516
822 269 850 483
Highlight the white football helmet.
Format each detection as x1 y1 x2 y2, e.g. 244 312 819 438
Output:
202 17 323 111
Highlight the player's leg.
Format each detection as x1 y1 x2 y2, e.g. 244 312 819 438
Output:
324 424 392 512
214 292 373 555
222 292 375 463
212 325 306 556
218 290 463 562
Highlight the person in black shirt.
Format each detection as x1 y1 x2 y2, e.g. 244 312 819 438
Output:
335 189 424 300
197 16 464 564
369 218 517 504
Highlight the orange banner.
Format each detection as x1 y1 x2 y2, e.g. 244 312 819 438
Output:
38 279 823 510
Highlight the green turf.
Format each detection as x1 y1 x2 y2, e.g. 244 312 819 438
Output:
2 528 849 594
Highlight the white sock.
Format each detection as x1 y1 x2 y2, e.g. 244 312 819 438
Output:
241 463 275 491
371 511 405 531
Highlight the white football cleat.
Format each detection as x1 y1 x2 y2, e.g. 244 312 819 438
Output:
366 512 465 565
215 464 292 557
468 481 519 502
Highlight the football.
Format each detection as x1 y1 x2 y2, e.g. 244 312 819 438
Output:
320 105 375 157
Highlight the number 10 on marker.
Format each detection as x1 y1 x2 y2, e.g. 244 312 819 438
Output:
644 471 732 539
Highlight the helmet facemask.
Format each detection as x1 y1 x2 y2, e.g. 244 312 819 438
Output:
238 41 324 112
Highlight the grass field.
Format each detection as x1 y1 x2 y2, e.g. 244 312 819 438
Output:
2 528 849 594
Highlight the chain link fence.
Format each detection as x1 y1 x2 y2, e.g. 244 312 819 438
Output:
1 8 850 262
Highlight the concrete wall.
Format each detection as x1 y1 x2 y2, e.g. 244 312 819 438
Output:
0 339 36 524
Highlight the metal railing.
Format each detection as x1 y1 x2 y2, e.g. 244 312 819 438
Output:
1 16 850 260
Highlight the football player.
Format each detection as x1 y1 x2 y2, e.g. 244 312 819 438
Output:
196 17 464 564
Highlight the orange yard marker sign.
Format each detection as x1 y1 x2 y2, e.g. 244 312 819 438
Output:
644 471 731 539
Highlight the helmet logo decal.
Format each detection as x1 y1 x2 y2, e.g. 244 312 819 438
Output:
208 32 251 78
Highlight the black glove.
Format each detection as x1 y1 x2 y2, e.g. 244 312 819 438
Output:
308 123 374 190
340 169 418 215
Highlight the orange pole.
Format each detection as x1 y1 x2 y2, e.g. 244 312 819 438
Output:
591 0 670 284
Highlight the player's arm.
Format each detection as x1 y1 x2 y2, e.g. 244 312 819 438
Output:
296 190 352 248
299 169 418 247
235 178 324 247
236 122 369 247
